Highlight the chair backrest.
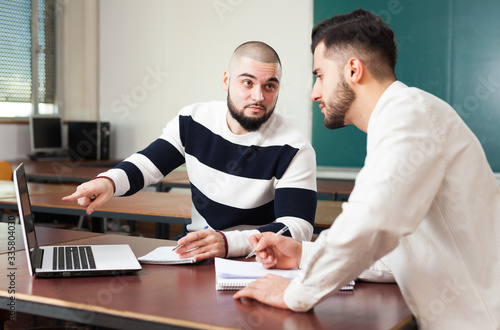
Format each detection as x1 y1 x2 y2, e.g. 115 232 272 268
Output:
0 161 13 181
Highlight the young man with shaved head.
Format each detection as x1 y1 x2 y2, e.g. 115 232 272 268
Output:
63 41 317 261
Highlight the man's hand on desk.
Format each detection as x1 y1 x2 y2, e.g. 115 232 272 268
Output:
175 229 226 261
233 274 290 310
61 178 114 215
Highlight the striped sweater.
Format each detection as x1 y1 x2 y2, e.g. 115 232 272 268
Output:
100 100 317 257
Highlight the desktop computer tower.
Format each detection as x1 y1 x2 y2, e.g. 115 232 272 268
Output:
67 121 110 160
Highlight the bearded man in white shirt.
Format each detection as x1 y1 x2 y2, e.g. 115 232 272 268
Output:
234 9 500 329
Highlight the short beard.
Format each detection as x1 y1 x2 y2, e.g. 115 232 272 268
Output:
227 92 275 132
323 78 356 130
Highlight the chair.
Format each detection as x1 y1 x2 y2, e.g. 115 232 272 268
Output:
0 161 15 223
0 161 13 181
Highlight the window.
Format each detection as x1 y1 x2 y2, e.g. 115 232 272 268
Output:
0 0 56 117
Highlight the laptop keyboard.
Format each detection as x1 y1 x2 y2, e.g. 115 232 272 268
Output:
52 246 96 270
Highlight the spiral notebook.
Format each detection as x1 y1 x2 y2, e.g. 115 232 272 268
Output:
215 258 355 291
138 246 198 264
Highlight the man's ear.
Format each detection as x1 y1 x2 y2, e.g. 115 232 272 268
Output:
222 71 229 91
347 57 363 84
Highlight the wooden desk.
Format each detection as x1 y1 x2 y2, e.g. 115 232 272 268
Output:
7 161 357 201
0 181 16 199
5 160 190 237
3 181 344 238
8 159 121 169
8 160 191 193
157 173 357 201
0 181 77 199
3 181 349 239
0 230 412 329
0 182 192 239
158 170 190 191
7 160 111 184
315 200 343 228
2 191 190 224
317 179 355 201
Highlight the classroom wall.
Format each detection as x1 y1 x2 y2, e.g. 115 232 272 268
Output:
98 0 314 159
60 0 99 121
1 0 313 161
0 124 30 160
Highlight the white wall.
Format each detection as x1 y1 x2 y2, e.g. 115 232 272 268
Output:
99 0 313 158
0 123 30 160
60 0 99 121
1 0 313 161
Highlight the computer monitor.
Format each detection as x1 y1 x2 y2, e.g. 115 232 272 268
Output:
67 121 110 160
29 115 64 154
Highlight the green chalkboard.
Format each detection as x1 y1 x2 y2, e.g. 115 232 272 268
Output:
313 0 500 172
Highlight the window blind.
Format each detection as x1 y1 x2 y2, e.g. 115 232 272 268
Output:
0 0 56 115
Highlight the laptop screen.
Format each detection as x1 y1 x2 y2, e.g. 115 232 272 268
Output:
14 163 40 275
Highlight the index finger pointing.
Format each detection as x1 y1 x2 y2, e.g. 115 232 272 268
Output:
61 190 88 201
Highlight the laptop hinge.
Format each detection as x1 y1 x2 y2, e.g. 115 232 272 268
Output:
33 247 44 269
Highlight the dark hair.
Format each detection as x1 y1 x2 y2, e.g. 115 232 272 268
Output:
311 9 397 79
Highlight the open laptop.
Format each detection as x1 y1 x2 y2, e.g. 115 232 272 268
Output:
14 163 142 278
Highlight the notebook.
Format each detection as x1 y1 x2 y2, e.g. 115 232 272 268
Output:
14 163 142 278
215 258 355 291
138 246 198 264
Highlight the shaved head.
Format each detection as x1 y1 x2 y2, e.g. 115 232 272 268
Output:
228 41 282 75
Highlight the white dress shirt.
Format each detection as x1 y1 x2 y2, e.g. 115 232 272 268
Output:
285 81 500 329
